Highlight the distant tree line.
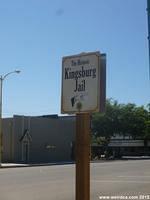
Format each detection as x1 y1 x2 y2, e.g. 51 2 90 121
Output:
92 99 150 144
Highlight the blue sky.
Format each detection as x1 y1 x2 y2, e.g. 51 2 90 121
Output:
0 0 149 117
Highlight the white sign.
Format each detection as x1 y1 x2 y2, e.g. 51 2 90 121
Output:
61 51 104 114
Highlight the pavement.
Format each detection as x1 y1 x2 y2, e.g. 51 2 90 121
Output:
0 160 150 200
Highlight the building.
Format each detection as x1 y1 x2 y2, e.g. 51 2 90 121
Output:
2 114 150 163
2 115 75 163
92 134 150 159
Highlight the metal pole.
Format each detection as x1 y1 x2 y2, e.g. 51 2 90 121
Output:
147 0 150 79
0 70 20 167
0 77 3 166
76 113 90 200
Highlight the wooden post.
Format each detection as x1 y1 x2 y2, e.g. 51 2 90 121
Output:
76 113 90 200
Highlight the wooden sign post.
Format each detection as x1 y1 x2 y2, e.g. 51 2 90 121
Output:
61 51 106 200
76 113 90 200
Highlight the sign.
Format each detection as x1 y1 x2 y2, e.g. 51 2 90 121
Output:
61 51 106 113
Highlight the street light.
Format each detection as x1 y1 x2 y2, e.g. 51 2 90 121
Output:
0 70 21 167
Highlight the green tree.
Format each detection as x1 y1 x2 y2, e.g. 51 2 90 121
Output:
92 99 122 143
92 99 149 141
120 104 148 139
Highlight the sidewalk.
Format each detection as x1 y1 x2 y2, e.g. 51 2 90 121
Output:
122 156 150 160
0 161 74 168
0 163 29 168
1 157 150 168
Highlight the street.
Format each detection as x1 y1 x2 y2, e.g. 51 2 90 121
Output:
0 160 150 200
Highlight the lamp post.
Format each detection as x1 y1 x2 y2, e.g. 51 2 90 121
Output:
0 70 21 167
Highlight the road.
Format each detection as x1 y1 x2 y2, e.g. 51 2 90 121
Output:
0 160 150 200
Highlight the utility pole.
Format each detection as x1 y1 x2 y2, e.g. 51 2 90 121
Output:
147 0 150 79
0 77 2 167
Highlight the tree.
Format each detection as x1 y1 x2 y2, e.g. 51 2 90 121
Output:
92 99 149 141
120 104 148 139
92 99 122 149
